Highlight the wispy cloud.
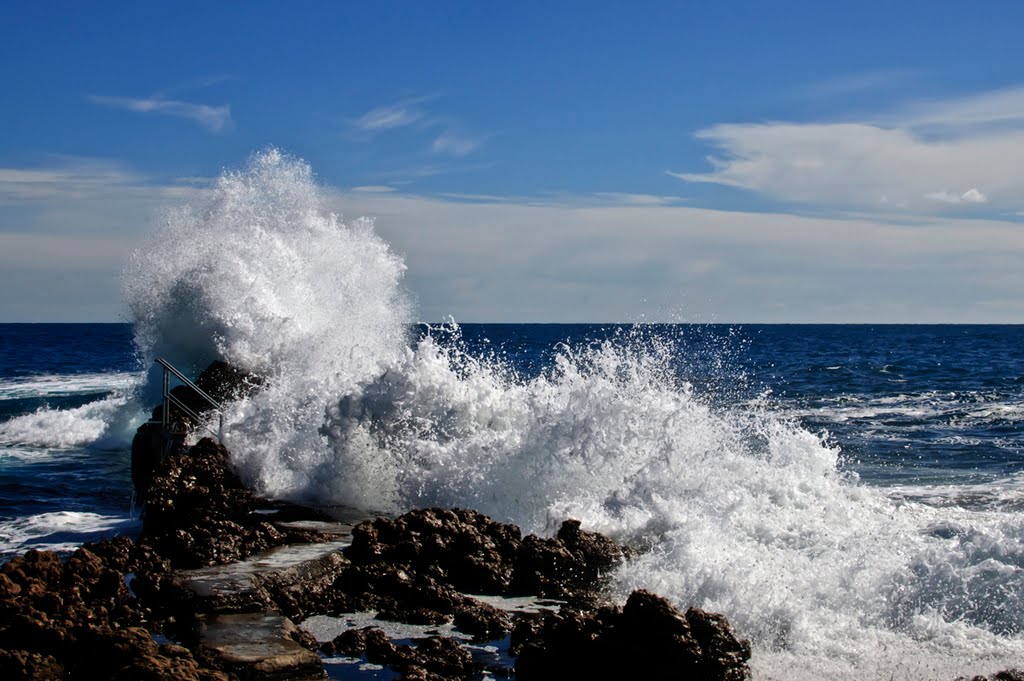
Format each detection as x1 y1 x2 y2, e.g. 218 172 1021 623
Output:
431 131 486 157
925 188 988 205
3 155 1023 323
800 69 918 98
89 95 231 133
891 85 1024 132
350 185 397 193
352 97 431 132
328 187 1024 323
671 84 1024 215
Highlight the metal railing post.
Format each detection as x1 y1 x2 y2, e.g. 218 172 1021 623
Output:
153 358 226 446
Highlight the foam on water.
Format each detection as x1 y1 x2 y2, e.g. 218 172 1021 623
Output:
0 371 139 401
119 150 1024 678
0 394 139 449
0 511 139 556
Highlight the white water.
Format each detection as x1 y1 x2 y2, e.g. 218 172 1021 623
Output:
0 371 142 449
0 511 140 555
114 150 1023 679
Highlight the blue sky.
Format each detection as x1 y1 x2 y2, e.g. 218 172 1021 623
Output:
3 2 1024 322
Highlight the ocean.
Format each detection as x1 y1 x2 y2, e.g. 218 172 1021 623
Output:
2 150 1023 679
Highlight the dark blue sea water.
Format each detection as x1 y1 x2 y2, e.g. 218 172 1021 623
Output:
2 322 1022 561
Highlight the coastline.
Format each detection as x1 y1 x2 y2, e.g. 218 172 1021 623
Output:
0 434 751 679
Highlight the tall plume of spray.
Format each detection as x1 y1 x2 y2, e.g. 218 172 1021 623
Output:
122 149 1024 679
123 148 413 496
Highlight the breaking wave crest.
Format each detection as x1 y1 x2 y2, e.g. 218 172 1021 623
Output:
121 149 1024 679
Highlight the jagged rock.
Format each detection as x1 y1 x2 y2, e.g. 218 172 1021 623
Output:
346 507 522 595
344 508 627 606
514 589 751 681
320 627 374 657
0 649 63 680
452 599 513 640
132 360 261 504
143 438 329 569
340 629 476 680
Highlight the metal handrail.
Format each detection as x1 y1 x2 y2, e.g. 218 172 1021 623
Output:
155 357 224 443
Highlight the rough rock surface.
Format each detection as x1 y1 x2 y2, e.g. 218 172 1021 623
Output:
0 545 228 681
132 360 261 499
341 508 627 603
513 589 751 681
0 360 757 680
144 438 333 569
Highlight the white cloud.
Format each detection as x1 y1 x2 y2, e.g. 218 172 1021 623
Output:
352 99 427 131
925 188 987 205
432 131 485 157
894 85 1024 130
351 185 397 193
89 95 231 133
3 157 1023 323
328 188 1024 324
672 85 1024 214
590 192 688 206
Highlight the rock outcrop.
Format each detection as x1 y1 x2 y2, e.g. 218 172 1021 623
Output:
143 438 332 570
1 360 757 680
513 590 751 681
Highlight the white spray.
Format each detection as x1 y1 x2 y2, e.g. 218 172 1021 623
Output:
123 150 1024 679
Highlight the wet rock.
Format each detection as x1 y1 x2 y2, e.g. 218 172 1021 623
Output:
132 359 261 506
320 627 374 657
344 509 626 605
352 629 476 680
452 599 512 640
408 636 474 678
514 589 750 681
194 360 263 404
251 546 349 621
0 649 63 681
197 612 325 680
144 438 329 569
511 519 627 600
346 507 522 595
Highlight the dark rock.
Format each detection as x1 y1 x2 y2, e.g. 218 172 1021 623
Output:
322 627 374 657
409 636 474 678
511 520 627 600
349 629 475 680
343 509 626 608
132 360 261 505
346 508 521 595
194 360 263 404
452 599 512 640
514 589 750 681
251 549 349 621
0 649 63 681
143 438 327 569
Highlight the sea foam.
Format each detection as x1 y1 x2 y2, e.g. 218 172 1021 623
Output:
122 149 1024 679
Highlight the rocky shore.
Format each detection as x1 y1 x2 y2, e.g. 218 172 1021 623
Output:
0 363 1019 680
0 433 753 680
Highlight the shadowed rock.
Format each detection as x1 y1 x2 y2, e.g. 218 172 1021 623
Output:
143 438 333 569
514 589 751 681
